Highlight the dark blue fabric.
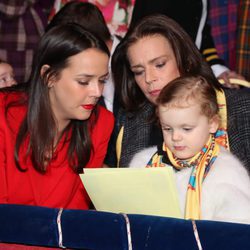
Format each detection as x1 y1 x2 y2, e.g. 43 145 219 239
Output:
0 204 58 247
0 204 250 250
0 204 128 250
196 219 250 250
61 209 128 250
128 215 197 249
129 214 250 250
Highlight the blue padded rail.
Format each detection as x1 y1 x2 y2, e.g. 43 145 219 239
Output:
0 204 249 249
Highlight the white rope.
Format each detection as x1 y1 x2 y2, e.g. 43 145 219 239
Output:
121 213 133 250
192 220 203 250
57 208 66 249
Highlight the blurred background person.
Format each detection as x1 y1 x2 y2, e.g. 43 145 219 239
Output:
0 0 54 83
209 0 250 81
0 59 17 88
49 0 135 37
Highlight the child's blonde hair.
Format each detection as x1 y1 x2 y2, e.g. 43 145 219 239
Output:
157 76 219 119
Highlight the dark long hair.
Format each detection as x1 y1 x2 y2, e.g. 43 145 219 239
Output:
46 1 111 42
112 14 221 112
5 23 109 173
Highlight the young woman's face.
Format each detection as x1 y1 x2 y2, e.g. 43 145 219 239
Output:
127 35 180 104
48 48 109 131
159 103 218 160
0 62 16 88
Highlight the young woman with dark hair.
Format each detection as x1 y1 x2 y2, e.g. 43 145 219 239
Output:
47 1 121 113
0 23 114 209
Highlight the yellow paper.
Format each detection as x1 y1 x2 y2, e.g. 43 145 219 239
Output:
80 167 182 219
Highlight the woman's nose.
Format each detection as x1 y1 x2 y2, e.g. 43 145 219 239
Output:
145 68 156 85
91 83 103 98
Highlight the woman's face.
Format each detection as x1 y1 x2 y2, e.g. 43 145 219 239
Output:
48 48 109 132
127 35 180 104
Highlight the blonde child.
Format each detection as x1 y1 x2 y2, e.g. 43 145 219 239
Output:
129 76 250 224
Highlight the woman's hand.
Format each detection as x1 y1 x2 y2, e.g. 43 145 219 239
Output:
217 70 247 89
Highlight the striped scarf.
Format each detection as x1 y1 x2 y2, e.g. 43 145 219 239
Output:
147 135 220 220
175 136 219 220
146 89 228 219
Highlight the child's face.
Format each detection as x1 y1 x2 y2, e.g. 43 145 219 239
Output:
0 63 16 88
159 102 218 160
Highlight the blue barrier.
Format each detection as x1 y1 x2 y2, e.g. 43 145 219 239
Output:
0 204 249 249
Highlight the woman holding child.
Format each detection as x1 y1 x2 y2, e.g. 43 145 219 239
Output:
104 13 250 224
105 14 250 171
129 76 250 223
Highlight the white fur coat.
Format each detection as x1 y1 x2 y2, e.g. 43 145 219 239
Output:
129 146 250 224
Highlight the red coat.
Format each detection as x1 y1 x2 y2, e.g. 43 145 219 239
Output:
0 92 114 209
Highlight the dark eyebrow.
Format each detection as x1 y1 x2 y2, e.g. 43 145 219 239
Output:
130 55 167 69
100 72 109 78
76 72 109 78
76 74 92 78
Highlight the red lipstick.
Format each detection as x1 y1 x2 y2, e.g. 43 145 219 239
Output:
82 104 94 110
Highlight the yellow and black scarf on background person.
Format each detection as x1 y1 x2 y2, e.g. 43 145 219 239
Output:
215 89 229 149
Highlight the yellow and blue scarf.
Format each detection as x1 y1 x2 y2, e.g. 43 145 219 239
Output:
147 135 220 220
146 89 229 219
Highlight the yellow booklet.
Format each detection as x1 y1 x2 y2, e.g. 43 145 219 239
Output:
80 167 182 219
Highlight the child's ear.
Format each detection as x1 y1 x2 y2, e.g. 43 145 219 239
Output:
209 114 220 133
